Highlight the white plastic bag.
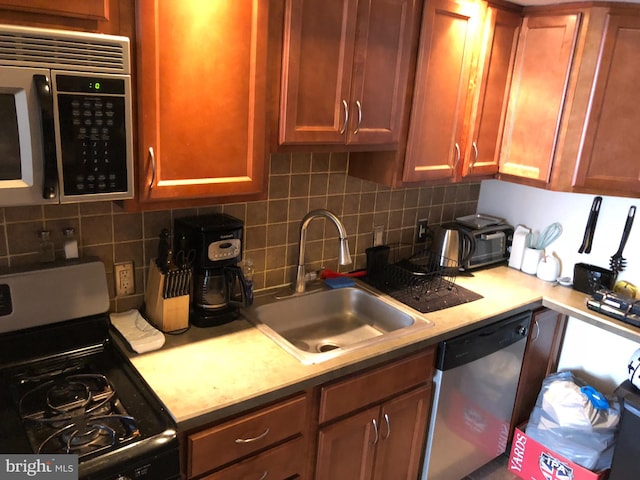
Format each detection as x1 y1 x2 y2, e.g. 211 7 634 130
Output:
525 371 620 471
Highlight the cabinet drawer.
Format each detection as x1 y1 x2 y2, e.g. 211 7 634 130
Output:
188 393 307 478
319 348 434 424
202 437 305 480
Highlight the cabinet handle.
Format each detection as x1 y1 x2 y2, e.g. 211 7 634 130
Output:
354 100 362 134
258 472 268 480
382 413 390 440
472 142 479 167
532 319 540 342
340 99 349 135
371 418 379 445
234 427 270 444
453 143 461 169
148 146 156 191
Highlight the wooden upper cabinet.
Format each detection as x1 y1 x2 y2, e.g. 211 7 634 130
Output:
0 0 109 21
279 0 419 148
462 5 521 179
135 0 269 203
403 0 484 183
572 11 640 196
498 12 580 184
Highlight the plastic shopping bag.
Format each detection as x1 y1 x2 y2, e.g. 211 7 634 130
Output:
525 371 620 471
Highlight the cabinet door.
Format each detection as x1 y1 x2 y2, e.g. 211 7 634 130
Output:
0 0 109 21
573 13 640 195
372 386 431 480
347 0 418 145
403 0 483 183
315 406 379 480
136 0 268 202
510 308 566 436
499 13 580 184
462 6 521 179
279 0 358 145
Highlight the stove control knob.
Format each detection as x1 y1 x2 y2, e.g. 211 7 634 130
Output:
517 325 528 337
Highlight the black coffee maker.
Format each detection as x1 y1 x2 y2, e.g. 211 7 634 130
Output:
173 213 252 327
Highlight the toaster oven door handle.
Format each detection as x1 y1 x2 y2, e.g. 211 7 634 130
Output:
34 74 58 200
480 232 505 241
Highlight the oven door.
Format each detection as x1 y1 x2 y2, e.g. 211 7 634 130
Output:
0 65 58 206
468 230 508 269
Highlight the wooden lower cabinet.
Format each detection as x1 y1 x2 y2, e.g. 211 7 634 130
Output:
510 308 566 435
315 385 431 480
186 393 309 479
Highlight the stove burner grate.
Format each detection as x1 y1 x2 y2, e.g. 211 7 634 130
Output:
17 373 140 457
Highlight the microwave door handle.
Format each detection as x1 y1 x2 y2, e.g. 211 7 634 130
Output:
480 232 505 241
33 75 58 199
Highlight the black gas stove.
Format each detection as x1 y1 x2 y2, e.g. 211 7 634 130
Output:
0 260 180 480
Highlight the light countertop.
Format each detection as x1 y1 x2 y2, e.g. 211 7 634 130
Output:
117 266 640 432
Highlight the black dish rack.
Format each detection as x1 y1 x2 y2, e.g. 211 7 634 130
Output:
363 249 483 313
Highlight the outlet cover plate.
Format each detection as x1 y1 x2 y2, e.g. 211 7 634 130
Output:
114 261 135 296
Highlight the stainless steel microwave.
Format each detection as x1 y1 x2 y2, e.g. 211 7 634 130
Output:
0 24 134 206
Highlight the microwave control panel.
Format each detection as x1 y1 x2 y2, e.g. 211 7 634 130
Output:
55 74 130 196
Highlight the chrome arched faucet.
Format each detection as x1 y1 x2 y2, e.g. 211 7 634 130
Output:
294 209 352 294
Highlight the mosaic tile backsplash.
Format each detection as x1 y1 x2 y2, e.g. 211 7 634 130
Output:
0 153 480 312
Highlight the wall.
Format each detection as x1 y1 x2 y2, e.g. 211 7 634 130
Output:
0 153 480 312
478 179 640 394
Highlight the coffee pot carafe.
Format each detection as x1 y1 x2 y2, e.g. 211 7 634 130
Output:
173 213 252 327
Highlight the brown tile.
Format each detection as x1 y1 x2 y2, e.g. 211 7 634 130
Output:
81 215 113 246
309 173 329 196
360 193 375 214
245 225 266 251
197 205 224 216
9 253 41 267
290 174 310 198
79 201 112 216
269 174 290 199
419 186 434 206
5 206 43 223
330 152 348 172
6 221 44 255
0 227 6 256
357 213 374 235
328 173 346 195
404 188 420 209
44 203 79 219
222 203 246 222
115 294 144 312
172 208 198 221
266 245 287 270
287 198 309 224
343 192 360 215
268 199 289 224
115 240 144 267
432 186 446 205
83 244 115 271
44 218 81 252
266 223 288 247
291 153 312 173
143 210 171 239
246 201 268 226
402 207 418 229
308 196 327 211
270 153 291 174
114 213 142 242
345 174 362 194
390 190 405 210
361 179 378 193
311 152 331 172
375 190 391 211
444 184 457 203
326 195 344 216
373 211 389 229
265 268 286 288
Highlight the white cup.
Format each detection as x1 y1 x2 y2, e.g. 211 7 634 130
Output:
521 248 543 275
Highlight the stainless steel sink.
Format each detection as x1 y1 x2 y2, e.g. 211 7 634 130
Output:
243 286 433 364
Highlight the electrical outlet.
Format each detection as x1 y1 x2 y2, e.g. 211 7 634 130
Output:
415 218 428 243
373 225 384 246
114 261 135 296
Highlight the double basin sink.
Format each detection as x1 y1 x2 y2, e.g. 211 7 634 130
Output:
242 284 434 364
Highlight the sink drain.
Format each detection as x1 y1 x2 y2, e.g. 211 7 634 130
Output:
317 342 340 353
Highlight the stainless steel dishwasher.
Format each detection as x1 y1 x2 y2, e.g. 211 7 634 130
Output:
422 311 532 480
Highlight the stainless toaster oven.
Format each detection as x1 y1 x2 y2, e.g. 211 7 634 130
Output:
463 223 513 270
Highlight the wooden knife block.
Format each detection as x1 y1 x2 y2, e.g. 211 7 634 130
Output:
145 260 190 332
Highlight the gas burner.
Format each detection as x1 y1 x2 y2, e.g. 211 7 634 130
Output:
17 372 140 458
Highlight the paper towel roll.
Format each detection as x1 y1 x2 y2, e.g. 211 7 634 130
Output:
509 225 531 270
